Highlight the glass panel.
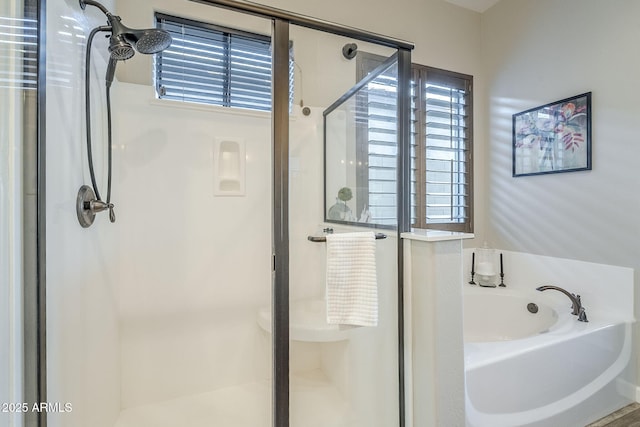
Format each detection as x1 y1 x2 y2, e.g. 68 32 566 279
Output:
324 57 398 228
46 3 274 426
290 24 400 427
1 1 35 423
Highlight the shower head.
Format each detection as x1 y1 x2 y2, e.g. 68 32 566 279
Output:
108 33 135 61
122 27 173 55
80 0 172 60
106 13 172 56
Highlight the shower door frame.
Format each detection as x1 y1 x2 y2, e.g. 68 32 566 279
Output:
190 1 414 426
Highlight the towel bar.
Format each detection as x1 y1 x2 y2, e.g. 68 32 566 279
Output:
307 233 387 242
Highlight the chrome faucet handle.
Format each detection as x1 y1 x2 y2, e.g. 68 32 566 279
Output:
569 293 582 315
88 199 110 213
577 307 588 322
88 198 115 222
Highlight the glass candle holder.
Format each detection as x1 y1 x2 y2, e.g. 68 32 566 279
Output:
476 244 496 287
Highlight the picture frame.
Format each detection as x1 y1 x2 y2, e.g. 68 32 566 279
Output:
512 92 592 177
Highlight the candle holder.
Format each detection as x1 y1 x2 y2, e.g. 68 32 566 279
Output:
468 252 476 285
476 243 497 287
499 253 506 287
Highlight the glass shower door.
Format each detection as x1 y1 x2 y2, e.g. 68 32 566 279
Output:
287 23 402 427
0 2 37 426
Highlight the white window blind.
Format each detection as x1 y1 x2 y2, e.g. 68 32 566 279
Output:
0 15 38 90
155 14 293 112
421 68 471 230
363 67 398 226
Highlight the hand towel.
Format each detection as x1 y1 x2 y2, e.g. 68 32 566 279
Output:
325 231 378 327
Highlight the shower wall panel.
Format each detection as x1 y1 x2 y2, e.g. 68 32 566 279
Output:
46 0 121 426
113 83 274 408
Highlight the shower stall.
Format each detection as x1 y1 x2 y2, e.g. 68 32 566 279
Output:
19 0 412 425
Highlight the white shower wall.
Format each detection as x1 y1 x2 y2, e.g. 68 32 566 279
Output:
112 83 274 407
46 0 121 426
46 0 120 427
112 80 400 426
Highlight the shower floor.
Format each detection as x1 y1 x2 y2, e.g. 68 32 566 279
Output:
114 370 355 427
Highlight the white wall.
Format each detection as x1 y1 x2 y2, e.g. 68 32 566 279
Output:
409 239 465 427
481 0 640 380
46 1 121 426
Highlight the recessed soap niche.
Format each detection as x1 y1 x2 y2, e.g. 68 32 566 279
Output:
213 138 246 196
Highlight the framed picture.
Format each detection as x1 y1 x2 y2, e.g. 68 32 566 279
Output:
512 92 591 177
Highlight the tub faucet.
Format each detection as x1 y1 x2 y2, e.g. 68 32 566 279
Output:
536 285 588 322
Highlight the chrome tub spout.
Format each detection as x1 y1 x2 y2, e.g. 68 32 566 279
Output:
536 285 588 322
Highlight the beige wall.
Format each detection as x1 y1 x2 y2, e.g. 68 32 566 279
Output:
482 0 640 269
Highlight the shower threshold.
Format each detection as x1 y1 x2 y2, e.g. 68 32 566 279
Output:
114 370 356 427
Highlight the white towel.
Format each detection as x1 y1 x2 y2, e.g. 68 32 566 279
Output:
325 231 378 327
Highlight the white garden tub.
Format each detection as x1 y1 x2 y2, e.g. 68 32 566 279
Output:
464 286 635 427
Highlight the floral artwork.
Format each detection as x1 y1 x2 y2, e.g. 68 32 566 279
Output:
512 92 591 176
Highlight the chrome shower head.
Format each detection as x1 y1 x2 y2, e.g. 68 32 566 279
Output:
126 28 173 54
107 13 172 58
80 0 172 60
108 34 135 60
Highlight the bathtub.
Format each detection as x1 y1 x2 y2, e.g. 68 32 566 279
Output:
464 286 635 427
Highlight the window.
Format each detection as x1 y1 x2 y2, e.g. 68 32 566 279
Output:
357 54 473 232
155 13 293 112
412 65 472 232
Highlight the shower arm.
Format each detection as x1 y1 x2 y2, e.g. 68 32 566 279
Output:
79 0 111 16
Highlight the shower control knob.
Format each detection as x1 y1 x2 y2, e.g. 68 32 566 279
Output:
87 198 115 223
108 205 116 223
88 199 109 213
76 186 115 227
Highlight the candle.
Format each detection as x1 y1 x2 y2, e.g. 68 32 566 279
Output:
471 252 475 274
500 253 504 275
476 262 495 276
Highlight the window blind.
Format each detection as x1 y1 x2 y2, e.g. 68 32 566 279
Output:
155 14 293 112
0 15 38 90
422 69 471 228
365 68 398 226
